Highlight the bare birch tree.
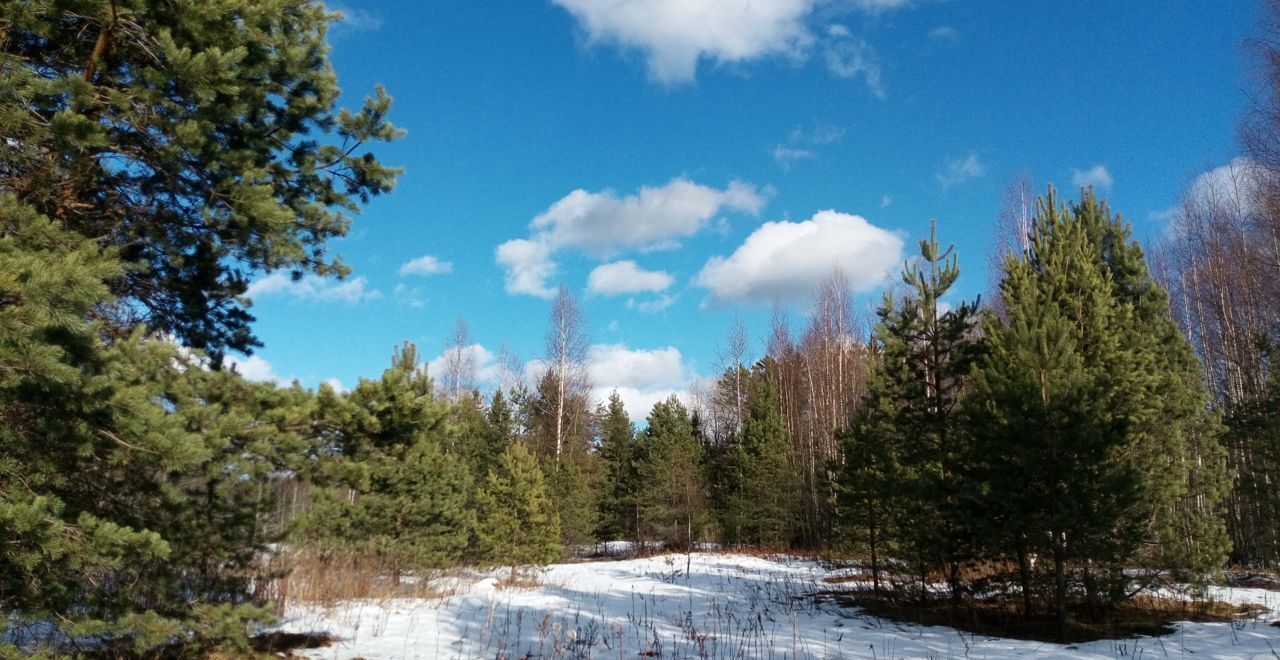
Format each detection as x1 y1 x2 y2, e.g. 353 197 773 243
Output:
544 284 590 462
442 317 476 401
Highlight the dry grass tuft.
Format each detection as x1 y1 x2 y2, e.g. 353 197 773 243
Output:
260 548 464 612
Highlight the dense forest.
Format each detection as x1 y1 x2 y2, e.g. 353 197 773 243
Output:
3 0 1280 656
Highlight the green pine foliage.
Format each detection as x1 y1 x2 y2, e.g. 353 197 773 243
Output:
475 442 562 580
735 367 802 547
547 454 600 549
838 220 981 601
1069 192 1231 581
596 391 639 541
835 376 901 594
636 396 709 550
0 194 312 654
1 0 402 359
314 436 474 579
304 344 474 578
967 187 1231 629
480 389 518 475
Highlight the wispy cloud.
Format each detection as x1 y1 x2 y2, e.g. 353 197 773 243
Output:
399 254 453 276
772 144 818 168
628 294 677 313
774 123 847 169
929 25 959 42
326 3 383 35
1070 164 1113 190
936 153 986 189
824 26 884 98
245 272 381 304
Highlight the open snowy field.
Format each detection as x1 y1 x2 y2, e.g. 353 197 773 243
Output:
275 553 1280 659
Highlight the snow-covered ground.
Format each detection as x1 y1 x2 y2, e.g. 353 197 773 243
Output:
276 553 1280 659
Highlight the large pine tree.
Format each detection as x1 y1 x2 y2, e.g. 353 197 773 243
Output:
839 221 981 601
636 396 709 554
968 188 1231 630
0 0 402 360
1 194 329 654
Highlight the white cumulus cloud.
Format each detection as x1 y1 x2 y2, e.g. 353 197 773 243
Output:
225 354 281 383
588 343 692 421
588 260 675 296
1070 164 1113 190
696 210 903 304
532 178 765 255
552 0 816 84
244 272 380 304
496 238 557 298
497 178 766 297
427 343 502 386
1156 158 1266 222
399 254 453 276
551 0 901 94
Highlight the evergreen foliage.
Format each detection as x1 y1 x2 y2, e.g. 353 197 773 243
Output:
0 194 309 654
547 454 600 549
967 187 1231 629
475 442 562 581
636 396 709 550
839 220 981 601
734 366 802 547
597 391 639 541
304 344 474 579
0 0 402 360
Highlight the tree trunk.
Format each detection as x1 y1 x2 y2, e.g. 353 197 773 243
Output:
869 502 881 595
1053 530 1068 637
1017 544 1033 618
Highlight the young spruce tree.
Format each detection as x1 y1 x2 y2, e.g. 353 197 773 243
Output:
735 366 802 547
637 396 709 562
597 391 639 542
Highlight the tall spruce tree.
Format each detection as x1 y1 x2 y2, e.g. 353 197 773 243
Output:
475 442 562 582
0 0 402 360
597 391 639 542
835 372 901 594
636 396 709 557
735 366 802 547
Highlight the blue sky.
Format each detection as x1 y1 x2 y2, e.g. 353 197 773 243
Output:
233 0 1258 418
